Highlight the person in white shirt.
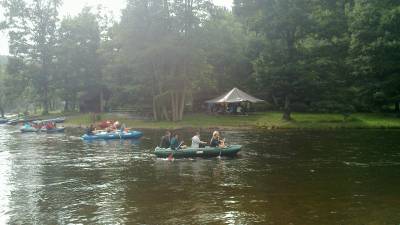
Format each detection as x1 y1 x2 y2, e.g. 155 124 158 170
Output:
191 131 207 148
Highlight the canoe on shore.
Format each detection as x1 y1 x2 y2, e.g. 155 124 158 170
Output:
9 117 66 126
0 118 8 124
33 117 66 124
81 130 143 140
154 145 242 158
8 119 36 125
21 126 65 133
40 127 65 133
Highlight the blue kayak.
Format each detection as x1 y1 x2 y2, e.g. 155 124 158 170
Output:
82 130 143 140
20 126 38 133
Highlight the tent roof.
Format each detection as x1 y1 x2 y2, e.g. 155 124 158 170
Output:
205 87 264 104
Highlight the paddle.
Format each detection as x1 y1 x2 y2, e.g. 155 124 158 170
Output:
218 138 226 158
177 141 184 149
116 126 125 140
168 141 183 161
118 130 122 139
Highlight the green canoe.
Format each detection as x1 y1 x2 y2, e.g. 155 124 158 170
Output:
154 145 242 158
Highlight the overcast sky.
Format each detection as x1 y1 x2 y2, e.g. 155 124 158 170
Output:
0 0 233 55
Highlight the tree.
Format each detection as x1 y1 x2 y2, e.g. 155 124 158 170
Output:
103 0 213 121
235 0 315 120
304 0 354 113
348 0 400 112
56 7 102 111
1 0 61 114
0 65 6 117
198 7 254 97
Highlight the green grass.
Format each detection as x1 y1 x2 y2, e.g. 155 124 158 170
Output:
64 112 400 129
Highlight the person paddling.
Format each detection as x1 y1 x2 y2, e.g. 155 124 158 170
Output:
86 124 95 135
170 133 186 150
210 131 225 148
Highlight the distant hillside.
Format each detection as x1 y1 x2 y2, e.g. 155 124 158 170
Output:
0 55 8 65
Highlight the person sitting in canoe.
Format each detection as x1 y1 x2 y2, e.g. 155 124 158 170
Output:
160 131 171 148
191 132 207 148
210 131 226 148
86 124 96 135
170 133 186 150
33 122 41 129
45 122 54 130
120 123 127 132
113 121 121 130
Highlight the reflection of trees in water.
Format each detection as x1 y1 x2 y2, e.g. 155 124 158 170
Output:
4 127 399 224
5 132 142 224
59 140 134 224
0 128 12 224
6 134 45 224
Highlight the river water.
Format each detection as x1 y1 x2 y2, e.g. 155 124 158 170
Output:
0 125 399 225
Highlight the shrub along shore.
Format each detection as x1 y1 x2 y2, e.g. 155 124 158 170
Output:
62 112 400 130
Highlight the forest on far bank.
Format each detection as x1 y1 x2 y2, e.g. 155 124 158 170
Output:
0 0 399 121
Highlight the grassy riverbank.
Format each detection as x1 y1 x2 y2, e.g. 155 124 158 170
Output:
64 112 400 130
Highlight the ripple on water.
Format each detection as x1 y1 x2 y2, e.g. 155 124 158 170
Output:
1 127 400 225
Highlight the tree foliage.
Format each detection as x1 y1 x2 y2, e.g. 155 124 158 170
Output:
1 0 61 114
56 7 102 111
0 0 399 119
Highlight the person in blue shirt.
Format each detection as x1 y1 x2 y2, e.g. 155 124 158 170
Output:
170 133 185 150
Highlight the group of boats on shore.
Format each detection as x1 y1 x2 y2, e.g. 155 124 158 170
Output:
0 116 66 133
1 117 242 159
0 117 66 126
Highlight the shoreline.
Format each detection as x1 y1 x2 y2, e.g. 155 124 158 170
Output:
63 123 400 131
62 112 400 131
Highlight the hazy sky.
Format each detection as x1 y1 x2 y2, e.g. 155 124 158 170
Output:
0 0 233 55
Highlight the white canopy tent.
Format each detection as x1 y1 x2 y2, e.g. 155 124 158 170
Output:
205 87 264 104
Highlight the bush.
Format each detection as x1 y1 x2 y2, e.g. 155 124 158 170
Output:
290 102 309 112
252 101 276 111
310 101 355 114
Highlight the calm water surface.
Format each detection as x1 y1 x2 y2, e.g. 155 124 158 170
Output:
0 125 399 225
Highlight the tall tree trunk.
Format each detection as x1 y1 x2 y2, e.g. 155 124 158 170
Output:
282 30 295 121
271 94 279 107
171 92 177 121
153 97 158 121
0 107 4 118
151 60 163 120
100 90 106 113
179 90 185 120
43 85 49 115
72 98 76 112
162 106 170 121
282 95 292 121
64 100 69 112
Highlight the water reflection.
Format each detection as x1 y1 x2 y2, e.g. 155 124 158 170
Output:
0 128 11 225
0 126 399 224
